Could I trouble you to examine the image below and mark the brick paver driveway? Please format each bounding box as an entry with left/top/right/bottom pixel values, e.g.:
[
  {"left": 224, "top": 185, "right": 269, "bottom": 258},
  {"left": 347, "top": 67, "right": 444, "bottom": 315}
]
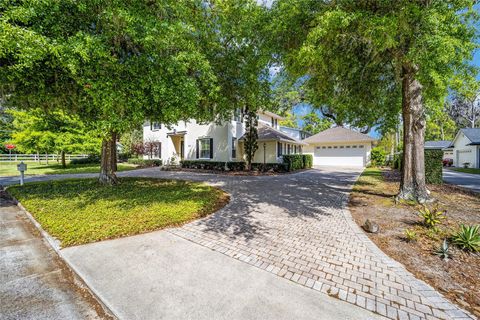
[
  {"left": 123, "top": 167, "right": 472, "bottom": 320},
  {"left": 2, "top": 167, "right": 473, "bottom": 319}
]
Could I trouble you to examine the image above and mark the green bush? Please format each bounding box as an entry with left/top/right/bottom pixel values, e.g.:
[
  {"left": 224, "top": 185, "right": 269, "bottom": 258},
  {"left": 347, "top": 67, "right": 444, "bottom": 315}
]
[
  {"left": 282, "top": 155, "right": 304, "bottom": 171},
  {"left": 181, "top": 160, "right": 246, "bottom": 171},
  {"left": 70, "top": 154, "right": 100, "bottom": 165},
  {"left": 370, "top": 147, "right": 387, "bottom": 166},
  {"left": 392, "top": 153, "right": 402, "bottom": 170},
  {"left": 127, "top": 158, "right": 162, "bottom": 167},
  {"left": 302, "top": 154, "right": 313, "bottom": 168},
  {"left": 425, "top": 149, "right": 443, "bottom": 184},
  {"left": 452, "top": 225, "right": 480, "bottom": 252},
  {"left": 251, "top": 162, "right": 287, "bottom": 172}
]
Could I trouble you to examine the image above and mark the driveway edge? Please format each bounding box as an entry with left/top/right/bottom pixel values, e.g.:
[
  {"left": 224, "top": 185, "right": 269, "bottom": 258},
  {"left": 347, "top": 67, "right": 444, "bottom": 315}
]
[
  {"left": 4, "top": 187, "right": 119, "bottom": 320},
  {"left": 342, "top": 175, "right": 475, "bottom": 320}
]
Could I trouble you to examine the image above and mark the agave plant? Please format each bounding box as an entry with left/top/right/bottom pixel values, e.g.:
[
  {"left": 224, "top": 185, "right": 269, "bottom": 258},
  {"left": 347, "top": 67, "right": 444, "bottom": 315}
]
[
  {"left": 452, "top": 225, "right": 480, "bottom": 252},
  {"left": 418, "top": 205, "right": 445, "bottom": 229},
  {"left": 434, "top": 239, "right": 451, "bottom": 261},
  {"left": 404, "top": 228, "right": 417, "bottom": 242}
]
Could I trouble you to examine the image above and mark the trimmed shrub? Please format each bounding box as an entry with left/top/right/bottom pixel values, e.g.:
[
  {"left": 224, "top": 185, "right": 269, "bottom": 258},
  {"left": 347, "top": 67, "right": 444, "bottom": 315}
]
[
  {"left": 70, "top": 154, "right": 100, "bottom": 165},
  {"left": 181, "top": 160, "right": 246, "bottom": 171},
  {"left": 302, "top": 154, "right": 313, "bottom": 169},
  {"left": 425, "top": 149, "right": 443, "bottom": 184},
  {"left": 283, "top": 155, "right": 304, "bottom": 171},
  {"left": 251, "top": 162, "right": 287, "bottom": 172},
  {"left": 392, "top": 153, "right": 402, "bottom": 170},
  {"left": 127, "top": 158, "right": 162, "bottom": 167},
  {"left": 371, "top": 147, "right": 387, "bottom": 166}
]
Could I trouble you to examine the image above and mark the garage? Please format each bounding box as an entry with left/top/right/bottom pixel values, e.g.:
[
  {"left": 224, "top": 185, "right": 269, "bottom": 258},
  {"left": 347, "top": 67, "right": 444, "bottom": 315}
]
[{"left": 302, "top": 127, "right": 376, "bottom": 168}]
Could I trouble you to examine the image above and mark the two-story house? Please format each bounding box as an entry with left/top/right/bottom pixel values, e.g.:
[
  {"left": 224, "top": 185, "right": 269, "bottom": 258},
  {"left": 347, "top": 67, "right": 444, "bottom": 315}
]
[{"left": 143, "top": 110, "right": 306, "bottom": 165}]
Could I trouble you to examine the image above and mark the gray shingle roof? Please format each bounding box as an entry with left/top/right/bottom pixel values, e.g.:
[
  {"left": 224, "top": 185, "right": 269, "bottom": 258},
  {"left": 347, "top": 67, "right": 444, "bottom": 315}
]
[
  {"left": 461, "top": 128, "right": 480, "bottom": 145},
  {"left": 302, "top": 126, "right": 376, "bottom": 144},
  {"left": 424, "top": 140, "right": 452, "bottom": 149},
  {"left": 240, "top": 124, "right": 306, "bottom": 145}
]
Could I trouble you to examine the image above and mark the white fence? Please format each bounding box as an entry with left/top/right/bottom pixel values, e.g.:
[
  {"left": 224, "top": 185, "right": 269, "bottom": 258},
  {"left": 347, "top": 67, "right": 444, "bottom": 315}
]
[{"left": 0, "top": 154, "right": 88, "bottom": 162}]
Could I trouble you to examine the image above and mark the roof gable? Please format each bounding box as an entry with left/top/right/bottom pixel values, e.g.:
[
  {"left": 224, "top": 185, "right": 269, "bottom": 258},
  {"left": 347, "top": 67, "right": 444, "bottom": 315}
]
[{"left": 302, "top": 126, "right": 376, "bottom": 144}]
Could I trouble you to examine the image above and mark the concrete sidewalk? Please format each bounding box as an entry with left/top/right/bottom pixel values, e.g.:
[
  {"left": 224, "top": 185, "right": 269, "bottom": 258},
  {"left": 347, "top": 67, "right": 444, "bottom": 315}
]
[
  {"left": 0, "top": 191, "right": 109, "bottom": 320},
  {"left": 62, "top": 230, "right": 384, "bottom": 320}
]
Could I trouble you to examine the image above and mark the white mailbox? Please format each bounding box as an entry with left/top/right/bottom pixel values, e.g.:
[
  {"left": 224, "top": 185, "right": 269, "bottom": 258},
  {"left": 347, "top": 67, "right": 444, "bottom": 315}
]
[{"left": 17, "top": 161, "right": 27, "bottom": 186}]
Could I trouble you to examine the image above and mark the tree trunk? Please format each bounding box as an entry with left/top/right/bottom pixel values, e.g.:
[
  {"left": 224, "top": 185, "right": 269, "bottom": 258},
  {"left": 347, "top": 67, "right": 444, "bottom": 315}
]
[
  {"left": 61, "top": 150, "right": 66, "bottom": 168},
  {"left": 99, "top": 131, "right": 119, "bottom": 185},
  {"left": 397, "top": 65, "right": 429, "bottom": 203}
]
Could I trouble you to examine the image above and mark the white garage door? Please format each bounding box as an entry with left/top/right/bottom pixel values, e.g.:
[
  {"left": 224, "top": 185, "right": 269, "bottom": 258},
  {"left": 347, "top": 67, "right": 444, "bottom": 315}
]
[
  {"left": 457, "top": 149, "right": 473, "bottom": 167},
  {"left": 313, "top": 145, "right": 366, "bottom": 167}
]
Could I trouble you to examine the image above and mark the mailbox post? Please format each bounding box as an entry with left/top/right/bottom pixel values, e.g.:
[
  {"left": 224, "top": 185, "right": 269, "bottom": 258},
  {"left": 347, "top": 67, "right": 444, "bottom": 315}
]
[{"left": 17, "top": 161, "right": 27, "bottom": 186}]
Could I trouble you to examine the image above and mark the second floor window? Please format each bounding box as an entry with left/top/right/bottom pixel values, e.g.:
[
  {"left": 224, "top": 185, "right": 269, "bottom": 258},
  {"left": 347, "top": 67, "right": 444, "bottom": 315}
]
[{"left": 150, "top": 122, "right": 161, "bottom": 130}]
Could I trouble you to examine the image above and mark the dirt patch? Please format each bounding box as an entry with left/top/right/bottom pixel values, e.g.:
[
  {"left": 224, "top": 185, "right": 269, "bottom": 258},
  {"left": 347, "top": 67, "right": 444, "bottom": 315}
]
[{"left": 349, "top": 168, "right": 480, "bottom": 317}]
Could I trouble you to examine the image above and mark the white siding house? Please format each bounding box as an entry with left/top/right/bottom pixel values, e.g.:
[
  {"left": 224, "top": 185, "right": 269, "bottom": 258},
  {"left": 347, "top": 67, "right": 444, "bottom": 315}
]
[
  {"left": 302, "top": 127, "right": 376, "bottom": 167},
  {"left": 450, "top": 129, "right": 480, "bottom": 168},
  {"left": 142, "top": 111, "right": 305, "bottom": 165}
]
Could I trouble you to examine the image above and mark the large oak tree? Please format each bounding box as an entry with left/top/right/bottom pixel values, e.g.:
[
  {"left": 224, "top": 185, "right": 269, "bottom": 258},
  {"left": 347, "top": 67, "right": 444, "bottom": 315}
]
[{"left": 271, "top": 0, "right": 478, "bottom": 201}]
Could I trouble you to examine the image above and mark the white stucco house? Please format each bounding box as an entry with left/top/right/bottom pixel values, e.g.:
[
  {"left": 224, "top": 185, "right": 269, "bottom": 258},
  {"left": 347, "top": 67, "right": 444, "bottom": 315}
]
[
  {"left": 449, "top": 128, "right": 480, "bottom": 168},
  {"left": 143, "top": 110, "right": 306, "bottom": 165},
  {"left": 302, "top": 127, "right": 376, "bottom": 167}
]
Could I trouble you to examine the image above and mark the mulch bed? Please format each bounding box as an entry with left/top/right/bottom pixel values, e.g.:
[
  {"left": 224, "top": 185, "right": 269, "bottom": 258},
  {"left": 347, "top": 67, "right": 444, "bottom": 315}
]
[{"left": 349, "top": 168, "right": 480, "bottom": 317}]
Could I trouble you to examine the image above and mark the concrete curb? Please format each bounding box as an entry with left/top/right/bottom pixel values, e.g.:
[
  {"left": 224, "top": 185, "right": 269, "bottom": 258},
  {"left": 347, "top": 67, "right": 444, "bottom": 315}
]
[{"left": 4, "top": 186, "right": 119, "bottom": 320}]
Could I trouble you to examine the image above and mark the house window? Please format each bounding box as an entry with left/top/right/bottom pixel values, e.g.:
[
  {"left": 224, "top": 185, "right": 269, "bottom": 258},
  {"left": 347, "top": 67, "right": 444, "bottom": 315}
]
[
  {"left": 232, "top": 138, "right": 237, "bottom": 158},
  {"left": 287, "top": 144, "right": 291, "bottom": 154},
  {"left": 334, "top": 146, "right": 338, "bottom": 149},
  {"left": 277, "top": 142, "right": 283, "bottom": 157},
  {"left": 352, "top": 145, "right": 357, "bottom": 148},
  {"left": 346, "top": 146, "right": 351, "bottom": 148},
  {"left": 271, "top": 117, "right": 275, "bottom": 127},
  {"left": 359, "top": 145, "right": 364, "bottom": 149},
  {"left": 294, "top": 145, "right": 297, "bottom": 154},
  {"left": 274, "top": 118, "right": 278, "bottom": 128},
  {"left": 197, "top": 138, "right": 212, "bottom": 159},
  {"left": 340, "top": 146, "right": 344, "bottom": 149},
  {"left": 150, "top": 122, "right": 161, "bottom": 130},
  {"left": 322, "top": 146, "right": 326, "bottom": 149},
  {"left": 328, "top": 146, "right": 332, "bottom": 149}
]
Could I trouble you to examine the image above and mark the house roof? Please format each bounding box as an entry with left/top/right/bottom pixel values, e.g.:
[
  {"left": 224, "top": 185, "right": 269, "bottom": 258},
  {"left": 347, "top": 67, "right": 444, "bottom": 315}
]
[
  {"left": 424, "top": 140, "right": 452, "bottom": 149},
  {"left": 462, "top": 128, "right": 480, "bottom": 145},
  {"left": 240, "top": 124, "right": 307, "bottom": 145},
  {"left": 302, "top": 126, "right": 376, "bottom": 144}
]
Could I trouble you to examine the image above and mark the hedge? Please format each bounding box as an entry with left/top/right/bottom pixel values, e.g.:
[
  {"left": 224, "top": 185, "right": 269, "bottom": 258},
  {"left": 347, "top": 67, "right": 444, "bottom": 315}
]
[
  {"left": 302, "top": 154, "right": 313, "bottom": 169},
  {"left": 127, "top": 158, "right": 162, "bottom": 167},
  {"left": 392, "top": 153, "right": 402, "bottom": 170},
  {"left": 371, "top": 147, "right": 387, "bottom": 166},
  {"left": 425, "top": 149, "right": 443, "bottom": 184},
  {"left": 283, "top": 155, "right": 304, "bottom": 171},
  {"left": 181, "top": 160, "right": 246, "bottom": 171},
  {"left": 70, "top": 154, "right": 100, "bottom": 165},
  {"left": 251, "top": 162, "right": 287, "bottom": 172}
]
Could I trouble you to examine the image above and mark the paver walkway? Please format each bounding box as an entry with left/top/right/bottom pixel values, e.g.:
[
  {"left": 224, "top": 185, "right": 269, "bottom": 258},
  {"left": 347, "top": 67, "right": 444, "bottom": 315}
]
[
  {"left": 2, "top": 167, "right": 475, "bottom": 320},
  {"left": 0, "top": 190, "right": 108, "bottom": 320}
]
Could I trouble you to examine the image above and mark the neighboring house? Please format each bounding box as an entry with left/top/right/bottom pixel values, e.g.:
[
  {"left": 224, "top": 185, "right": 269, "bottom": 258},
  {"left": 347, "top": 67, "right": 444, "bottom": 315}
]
[
  {"left": 449, "top": 128, "right": 480, "bottom": 168},
  {"left": 142, "top": 111, "right": 305, "bottom": 164},
  {"left": 424, "top": 140, "right": 453, "bottom": 160},
  {"left": 302, "top": 127, "right": 376, "bottom": 167},
  {"left": 279, "top": 126, "right": 312, "bottom": 140}
]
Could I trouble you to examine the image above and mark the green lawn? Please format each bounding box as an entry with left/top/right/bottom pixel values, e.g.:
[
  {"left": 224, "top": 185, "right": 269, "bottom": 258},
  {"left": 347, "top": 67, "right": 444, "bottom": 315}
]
[
  {"left": 0, "top": 161, "right": 138, "bottom": 177},
  {"left": 450, "top": 167, "right": 480, "bottom": 175},
  {"left": 8, "top": 178, "right": 228, "bottom": 246}
]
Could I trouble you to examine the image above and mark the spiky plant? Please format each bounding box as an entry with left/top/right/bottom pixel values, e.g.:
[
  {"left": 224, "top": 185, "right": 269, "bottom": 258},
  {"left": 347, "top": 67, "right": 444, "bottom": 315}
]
[
  {"left": 404, "top": 229, "right": 417, "bottom": 242},
  {"left": 418, "top": 205, "right": 445, "bottom": 229},
  {"left": 452, "top": 225, "right": 480, "bottom": 252},
  {"left": 434, "top": 239, "right": 451, "bottom": 261}
]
